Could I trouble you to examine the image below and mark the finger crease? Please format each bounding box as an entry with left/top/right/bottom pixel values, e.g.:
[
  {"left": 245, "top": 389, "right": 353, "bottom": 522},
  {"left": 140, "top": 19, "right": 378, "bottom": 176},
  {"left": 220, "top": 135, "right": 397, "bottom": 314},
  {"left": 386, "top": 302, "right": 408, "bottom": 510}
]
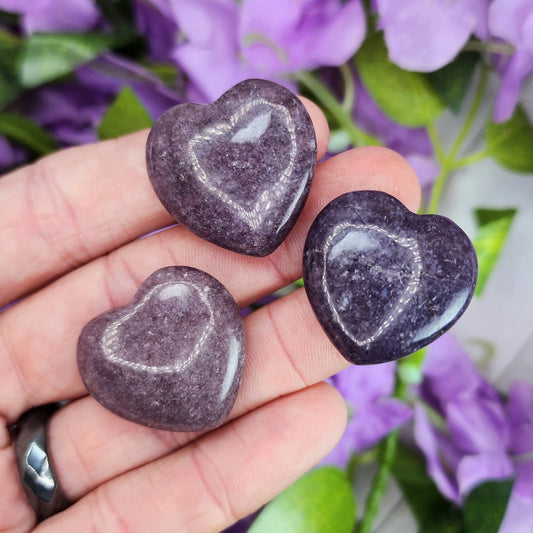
[
  {"left": 0, "top": 321, "right": 31, "bottom": 424},
  {"left": 265, "top": 245, "right": 295, "bottom": 288},
  {"left": 189, "top": 442, "right": 238, "bottom": 526},
  {"left": 27, "top": 159, "right": 92, "bottom": 269},
  {"left": 91, "top": 484, "right": 131, "bottom": 533},
  {"left": 266, "top": 305, "right": 308, "bottom": 389}
]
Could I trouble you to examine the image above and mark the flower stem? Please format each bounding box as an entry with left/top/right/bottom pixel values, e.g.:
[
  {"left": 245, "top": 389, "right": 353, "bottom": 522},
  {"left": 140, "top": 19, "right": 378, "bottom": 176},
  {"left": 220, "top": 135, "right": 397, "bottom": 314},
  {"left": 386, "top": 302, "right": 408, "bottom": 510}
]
[
  {"left": 296, "top": 70, "right": 381, "bottom": 147},
  {"left": 340, "top": 63, "right": 356, "bottom": 114},
  {"left": 357, "top": 379, "right": 407, "bottom": 533},
  {"left": 426, "top": 65, "right": 489, "bottom": 215},
  {"left": 448, "top": 66, "right": 489, "bottom": 162},
  {"left": 426, "top": 123, "right": 446, "bottom": 164},
  {"left": 426, "top": 164, "right": 450, "bottom": 215},
  {"left": 463, "top": 40, "right": 515, "bottom": 55},
  {"left": 452, "top": 149, "right": 490, "bottom": 168}
]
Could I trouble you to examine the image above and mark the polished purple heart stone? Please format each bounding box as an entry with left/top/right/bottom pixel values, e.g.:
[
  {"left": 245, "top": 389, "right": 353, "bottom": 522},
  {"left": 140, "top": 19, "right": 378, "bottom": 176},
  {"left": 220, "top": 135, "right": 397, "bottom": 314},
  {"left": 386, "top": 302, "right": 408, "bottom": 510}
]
[
  {"left": 303, "top": 191, "right": 478, "bottom": 365},
  {"left": 146, "top": 79, "right": 317, "bottom": 256},
  {"left": 77, "top": 266, "right": 246, "bottom": 431}
]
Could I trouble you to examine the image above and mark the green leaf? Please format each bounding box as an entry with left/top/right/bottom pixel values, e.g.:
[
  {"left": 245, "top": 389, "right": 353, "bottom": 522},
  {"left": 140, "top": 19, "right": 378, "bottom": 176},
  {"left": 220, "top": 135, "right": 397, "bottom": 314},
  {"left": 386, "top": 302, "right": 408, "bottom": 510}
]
[
  {"left": 355, "top": 33, "right": 445, "bottom": 127},
  {"left": 463, "top": 478, "right": 514, "bottom": 533},
  {"left": 20, "top": 32, "right": 130, "bottom": 88},
  {"left": 97, "top": 86, "right": 152, "bottom": 140},
  {"left": 95, "top": 0, "right": 135, "bottom": 29},
  {"left": 249, "top": 467, "right": 356, "bottom": 533},
  {"left": 0, "top": 30, "right": 23, "bottom": 109},
  {"left": 397, "top": 347, "right": 427, "bottom": 385},
  {"left": 0, "top": 112, "right": 59, "bottom": 155},
  {"left": 486, "top": 106, "right": 533, "bottom": 173},
  {"left": 147, "top": 62, "right": 179, "bottom": 88},
  {"left": 392, "top": 444, "right": 464, "bottom": 533},
  {"left": 0, "top": 9, "right": 20, "bottom": 26},
  {"left": 426, "top": 52, "right": 480, "bottom": 113},
  {"left": 472, "top": 208, "right": 517, "bottom": 296}
]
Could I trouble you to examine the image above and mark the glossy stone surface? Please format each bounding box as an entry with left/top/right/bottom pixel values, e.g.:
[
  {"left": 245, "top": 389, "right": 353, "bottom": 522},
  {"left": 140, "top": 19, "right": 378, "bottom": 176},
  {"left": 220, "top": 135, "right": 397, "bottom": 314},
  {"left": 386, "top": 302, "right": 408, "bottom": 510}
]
[
  {"left": 146, "top": 78, "right": 317, "bottom": 256},
  {"left": 14, "top": 405, "right": 71, "bottom": 520},
  {"left": 77, "top": 267, "right": 246, "bottom": 431},
  {"left": 303, "top": 191, "right": 478, "bottom": 365}
]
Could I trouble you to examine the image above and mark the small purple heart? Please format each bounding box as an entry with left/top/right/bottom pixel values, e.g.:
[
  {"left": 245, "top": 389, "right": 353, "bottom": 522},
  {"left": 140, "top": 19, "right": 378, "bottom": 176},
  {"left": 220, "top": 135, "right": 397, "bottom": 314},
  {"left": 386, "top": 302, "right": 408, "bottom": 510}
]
[
  {"left": 146, "top": 79, "right": 317, "bottom": 256},
  {"left": 77, "top": 267, "right": 246, "bottom": 431},
  {"left": 303, "top": 191, "right": 478, "bottom": 365}
]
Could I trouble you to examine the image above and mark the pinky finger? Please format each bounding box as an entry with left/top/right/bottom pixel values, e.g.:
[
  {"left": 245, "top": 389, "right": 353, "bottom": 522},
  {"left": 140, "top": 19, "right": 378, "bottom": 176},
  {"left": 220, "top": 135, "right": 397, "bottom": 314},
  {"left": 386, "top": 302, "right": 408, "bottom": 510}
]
[{"left": 36, "top": 382, "right": 347, "bottom": 533}]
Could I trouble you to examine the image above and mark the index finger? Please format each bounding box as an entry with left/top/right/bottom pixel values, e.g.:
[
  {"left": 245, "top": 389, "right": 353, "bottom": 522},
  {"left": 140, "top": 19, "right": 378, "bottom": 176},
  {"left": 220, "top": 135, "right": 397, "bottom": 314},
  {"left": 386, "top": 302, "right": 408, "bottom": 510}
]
[{"left": 0, "top": 98, "right": 329, "bottom": 307}]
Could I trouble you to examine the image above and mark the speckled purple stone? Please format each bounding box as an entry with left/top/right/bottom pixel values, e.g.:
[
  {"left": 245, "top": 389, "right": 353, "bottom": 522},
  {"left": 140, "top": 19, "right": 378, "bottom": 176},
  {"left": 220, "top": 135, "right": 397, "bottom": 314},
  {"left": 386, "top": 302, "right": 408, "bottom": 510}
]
[
  {"left": 77, "top": 266, "right": 246, "bottom": 431},
  {"left": 303, "top": 191, "right": 478, "bottom": 365},
  {"left": 146, "top": 79, "right": 317, "bottom": 256}
]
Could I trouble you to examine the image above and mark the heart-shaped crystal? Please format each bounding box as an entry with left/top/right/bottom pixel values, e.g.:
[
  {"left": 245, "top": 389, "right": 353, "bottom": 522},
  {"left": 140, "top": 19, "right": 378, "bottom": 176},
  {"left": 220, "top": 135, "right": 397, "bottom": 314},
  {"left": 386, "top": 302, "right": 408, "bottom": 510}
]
[
  {"left": 77, "top": 267, "right": 246, "bottom": 431},
  {"left": 303, "top": 191, "right": 478, "bottom": 365},
  {"left": 146, "top": 79, "right": 317, "bottom": 256}
]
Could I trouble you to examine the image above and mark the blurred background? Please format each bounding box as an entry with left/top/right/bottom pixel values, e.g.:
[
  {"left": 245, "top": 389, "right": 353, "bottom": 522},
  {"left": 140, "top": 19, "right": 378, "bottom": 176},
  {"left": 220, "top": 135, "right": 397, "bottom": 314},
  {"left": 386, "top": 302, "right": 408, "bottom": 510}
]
[{"left": 1, "top": 1, "right": 532, "bottom": 532}]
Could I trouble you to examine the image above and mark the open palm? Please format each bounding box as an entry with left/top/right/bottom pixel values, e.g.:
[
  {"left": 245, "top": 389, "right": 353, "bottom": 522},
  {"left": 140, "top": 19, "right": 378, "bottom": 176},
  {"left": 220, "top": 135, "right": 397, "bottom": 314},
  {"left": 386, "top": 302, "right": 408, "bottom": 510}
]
[{"left": 0, "top": 99, "right": 420, "bottom": 532}]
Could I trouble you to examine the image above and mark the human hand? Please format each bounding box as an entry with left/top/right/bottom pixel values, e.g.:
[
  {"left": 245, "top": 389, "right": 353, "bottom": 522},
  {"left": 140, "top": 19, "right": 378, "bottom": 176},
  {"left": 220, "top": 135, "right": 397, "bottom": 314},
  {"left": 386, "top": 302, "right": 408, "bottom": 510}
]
[{"left": 0, "top": 99, "right": 420, "bottom": 532}]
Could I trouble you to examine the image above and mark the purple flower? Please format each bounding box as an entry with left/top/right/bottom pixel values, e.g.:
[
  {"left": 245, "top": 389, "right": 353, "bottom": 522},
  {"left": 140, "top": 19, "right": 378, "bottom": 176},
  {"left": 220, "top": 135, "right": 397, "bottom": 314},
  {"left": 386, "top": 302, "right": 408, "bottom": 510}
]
[
  {"left": 76, "top": 54, "right": 181, "bottom": 120},
  {"left": 0, "top": 0, "right": 101, "bottom": 34},
  {"left": 135, "top": 1, "right": 179, "bottom": 63},
  {"left": 415, "top": 334, "right": 513, "bottom": 503},
  {"left": 499, "top": 381, "right": 533, "bottom": 532},
  {"left": 322, "top": 362, "right": 412, "bottom": 467},
  {"left": 239, "top": 0, "right": 366, "bottom": 74},
  {"left": 0, "top": 136, "right": 27, "bottom": 174},
  {"left": 489, "top": 0, "right": 533, "bottom": 122},
  {"left": 414, "top": 334, "right": 533, "bottom": 532},
  {"left": 171, "top": 0, "right": 366, "bottom": 102},
  {"left": 375, "top": 0, "right": 490, "bottom": 72},
  {"left": 16, "top": 54, "right": 181, "bottom": 148}
]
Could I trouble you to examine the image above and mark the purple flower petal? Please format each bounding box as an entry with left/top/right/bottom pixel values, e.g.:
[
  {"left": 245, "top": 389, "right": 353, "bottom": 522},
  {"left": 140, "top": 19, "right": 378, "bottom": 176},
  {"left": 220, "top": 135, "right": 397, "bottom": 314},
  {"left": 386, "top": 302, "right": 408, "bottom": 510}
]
[
  {"left": 405, "top": 154, "right": 440, "bottom": 189},
  {"left": 446, "top": 398, "right": 509, "bottom": 454},
  {"left": 489, "top": 0, "right": 533, "bottom": 122},
  {"left": 170, "top": 0, "right": 238, "bottom": 48},
  {"left": 322, "top": 396, "right": 412, "bottom": 467},
  {"left": 135, "top": 1, "right": 178, "bottom": 62},
  {"left": 376, "top": 0, "right": 488, "bottom": 72},
  {"left": 499, "top": 458, "right": 533, "bottom": 533},
  {"left": 492, "top": 50, "right": 533, "bottom": 123},
  {"left": 320, "top": 417, "right": 357, "bottom": 468},
  {"left": 500, "top": 490, "right": 533, "bottom": 533},
  {"left": 514, "top": 457, "right": 533, "bottom": 501},
  {"left": 489, "top": 0, "right": 533, "bottom": 47},
  {"left": 77, "top": 54, "right": 181, "bottom": 119},
  {"left": 353, "top": 78, "right": 433, "bottom": 157},
  {"left": 172, "top": 0, "right": 365, "bottom": 102},
  {"left": 420, "top": 335, "right": 486, "bottom": 412},
  {"left": 350, "top": 398, "right": 412, "bottom": 452},
  {"left": 414, "top": 404, "right": 460, "bottom": 503},
  {"left": 0, "top": 136, "right": 17, "bottom": 171},
  {"left": 240, "top": 0, "right": 365, "bottom": 73},
  {"left": 331, "top": 362, "right": 396, "bottom": 406},
  {"left": 1, "top": 0, "right": 102, "bottom": 34},
  {"left": 507, "top": 381, "right": 533, "bottom": 455},
  {"left": 457, "top": 452, "right": 514, "bottom": 497}
]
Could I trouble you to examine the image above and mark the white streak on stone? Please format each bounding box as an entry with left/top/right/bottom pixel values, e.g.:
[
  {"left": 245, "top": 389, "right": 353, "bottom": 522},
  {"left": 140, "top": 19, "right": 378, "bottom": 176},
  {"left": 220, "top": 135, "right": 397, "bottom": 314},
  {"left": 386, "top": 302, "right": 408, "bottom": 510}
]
[
  {"left": 159, "top": 283, "right": 189, "bottom": 300},
  {"left": 328, "top": 230, "right": 378, "bottom": 260},
  {"left": 219, "top": 336, "right": 240, "bottom": 402},
  {"left": 231, "top": 111, "right": 272, "bottom": 143}
]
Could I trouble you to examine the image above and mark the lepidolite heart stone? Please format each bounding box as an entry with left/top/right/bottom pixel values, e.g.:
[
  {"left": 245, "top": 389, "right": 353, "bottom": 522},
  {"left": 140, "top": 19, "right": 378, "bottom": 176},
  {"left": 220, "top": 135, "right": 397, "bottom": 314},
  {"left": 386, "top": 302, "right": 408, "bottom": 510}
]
[
  {"left": 303, "top": 191, "right": 478, "bottom": 365},
  {"left": 77, "top": 266, "right": 246, "bottom": 431},
  {"left": 146, "top": 79, "right": 317, "bottom": 256}
]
